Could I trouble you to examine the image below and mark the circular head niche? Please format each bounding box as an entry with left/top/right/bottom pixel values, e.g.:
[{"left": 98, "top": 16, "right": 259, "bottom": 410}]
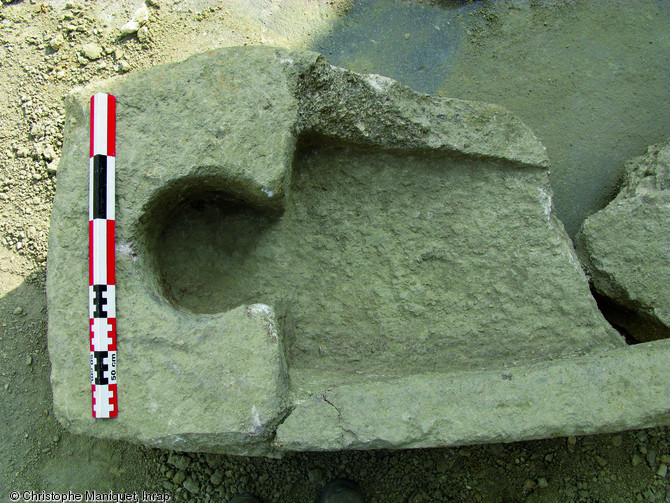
[{"left": 142, "top": 177, "right": 278, "bottom": 314}]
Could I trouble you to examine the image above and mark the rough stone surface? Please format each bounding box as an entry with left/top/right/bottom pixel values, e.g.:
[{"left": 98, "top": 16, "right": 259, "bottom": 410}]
[
  {"left": 576, "top": 141, "right": 670, "bottom": 342},
  {"left": 276, "top": 340, "right": 670, "bottom": 451},
  {"left": 48, "top": 46, "right": 627, "bottom": 455}
]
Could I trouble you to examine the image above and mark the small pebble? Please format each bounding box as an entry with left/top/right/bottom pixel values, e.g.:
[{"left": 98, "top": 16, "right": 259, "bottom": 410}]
[
  {"left": 120, "top": 5, "right": 149, "bottom": 35},
  {"left": 137, "top": 25, "right": 149, "bottom": 42},
  {"left": 595, "top": 455, "right": 608, "bottom": 467},
  {"left": 14, "top": 306, "right": 23, "bottom": 315},
  {"left": 537, "top": 477, "right": 549, "bottom": 488},
  {"left": 632, "top": 454, "right": 642, "bottom": 466},
  {"left": 133, "top": 5, "right": 150, "bottom": 25},
  {"left": 435, "top": 458, "right": 450, "bottom": 473},
  {"left": 210, "top": 470, "right": 223, "bottom": 485},
  {"left": 167, "top": 453, "right": 191, "bottom": 470},
  {"left": 182, "top": 477, "right": 199, "bottom": 494},
  {"left": 657, "top": 464, "right": 667, "bottom": 478},
  {"left": 647, "top": 450, "right": 657, "bottom": 468},
  {"left": 48, "top": 33, "right": 64, "bottom": 51},
  {"left": 81, "top": 43, "right": 103, "bottom": 60},
  {"left": 42, "top": 145, "right": 56, "bottom": 161},
  {"left": 308, "top": 468, "right": 324, "bottom": 484},
  {"left": 26, "top": 354, "right": 32, "bottom": 366},
  {"left": 120, "top": 20, "right": 140, "bottom": 35},
  {"left": 611, "top": 434, "right": 623, "bottom": 447},
  {"left": 172, "top": 470, "right": 186, "bottom": 485}
]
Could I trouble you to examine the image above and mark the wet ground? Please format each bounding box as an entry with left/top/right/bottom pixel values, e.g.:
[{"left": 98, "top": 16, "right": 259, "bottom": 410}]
[{"left": 311, "top": 0, "right": 670, "bottom": 237}]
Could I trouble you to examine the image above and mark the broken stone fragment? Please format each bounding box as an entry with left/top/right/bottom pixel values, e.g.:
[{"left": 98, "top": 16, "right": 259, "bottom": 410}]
[
  {"left": 48, "top": 33, "right": 64, "bottom": 52},
  {"left": 576, "top": 140, "right": 670, "bottom": 342},
  {"left": 81, "top": 43, "right": 102, "bottom": 60},
  {"left": 120, "top": 5, "right": 149, "bottom": 36},
  {"left": 81, "top": 42, "right": 103, "bottom": 61}
]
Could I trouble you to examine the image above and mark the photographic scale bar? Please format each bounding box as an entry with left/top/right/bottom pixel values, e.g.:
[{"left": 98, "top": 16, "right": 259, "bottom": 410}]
[{"left": 89, "top": 93, "right": 118, "bottom": 418}]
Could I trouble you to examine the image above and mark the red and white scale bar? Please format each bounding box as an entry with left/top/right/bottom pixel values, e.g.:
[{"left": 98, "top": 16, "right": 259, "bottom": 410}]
[{"left": 89, "top": 93, "right": 118, "bottom": 418}]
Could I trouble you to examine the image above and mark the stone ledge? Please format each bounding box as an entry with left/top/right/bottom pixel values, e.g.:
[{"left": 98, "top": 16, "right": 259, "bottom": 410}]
[{"left": 277, "top": 341, "right": 670, "bottom": 452}]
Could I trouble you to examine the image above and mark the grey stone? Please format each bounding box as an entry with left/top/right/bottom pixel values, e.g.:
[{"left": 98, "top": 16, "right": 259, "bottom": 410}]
[
  {"left": 119, "top": 20, "right": 140, "bottom": 36},
  {"left": 307, "top": 468, "right": 324, "bottom": 484},
  {"left": 576, "top": 141, "right": 670, "bottom": 342},
  {"left": 117, "top": 60, "right": 130, "bottom": 73},
  {"left": 167, "top": 453, "right": 191, "bottom": 470},
  {"left": 81, "top": 43, "right": 103, "bottom": 61},
  {"left": 42, "top": 145, "right": 56, "bottom": 162},
  {"left": 204, "top": 453, "right": 224, "bottom": 469},
  {"left": 48, "top": 34, "right": 64, "bottom": 52},
  {"left": 172, "top": 470, "right": 186, "bottom": 485},
  {"left": 647, "top": 450, "right": 657, "bottom": 468},
  {"left": 210, "top": 470, "right": 223, "bottom": 486},
  {"left": 182, "top": 477, "right": 199, "bottom": 494},
  {"left": 120, "top": 5, "right": 149, "bottom": 36},
  {"left": 136, "top": 26, "right": 149, "bottom": 43},
  {"left": 49, "top": 45, "right": 662, "bottom": 457}
]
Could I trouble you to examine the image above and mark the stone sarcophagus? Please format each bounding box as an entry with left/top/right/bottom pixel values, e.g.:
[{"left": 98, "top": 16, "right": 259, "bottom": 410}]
[{"left": 47, "top": 46, "right": 669, "bottom": 456}]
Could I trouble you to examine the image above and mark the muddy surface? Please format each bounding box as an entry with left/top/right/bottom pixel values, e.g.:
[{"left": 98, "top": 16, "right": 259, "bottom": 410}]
[{"left": 1, "top": 0, "right": 669, "bottom": 501}]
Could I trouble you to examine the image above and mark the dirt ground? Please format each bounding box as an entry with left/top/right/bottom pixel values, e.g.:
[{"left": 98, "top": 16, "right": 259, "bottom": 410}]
[{"left": 1, "top": 0, "right": 669, "bottom": 502}]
